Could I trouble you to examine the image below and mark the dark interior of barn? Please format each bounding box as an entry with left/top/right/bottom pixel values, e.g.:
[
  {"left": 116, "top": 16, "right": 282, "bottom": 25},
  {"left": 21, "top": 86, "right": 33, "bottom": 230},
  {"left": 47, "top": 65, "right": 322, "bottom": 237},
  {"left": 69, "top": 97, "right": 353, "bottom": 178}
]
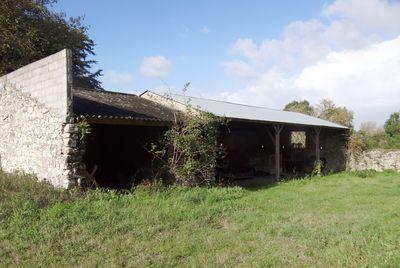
[
  {"left": 218, "top": 121, "right": 348, "bottom": 183},
  {"left": 83, "top": 121, "right": 347, "bottom": 189},
  {"left": 84, "top": 124, "right": 167, "bottom": 189}
]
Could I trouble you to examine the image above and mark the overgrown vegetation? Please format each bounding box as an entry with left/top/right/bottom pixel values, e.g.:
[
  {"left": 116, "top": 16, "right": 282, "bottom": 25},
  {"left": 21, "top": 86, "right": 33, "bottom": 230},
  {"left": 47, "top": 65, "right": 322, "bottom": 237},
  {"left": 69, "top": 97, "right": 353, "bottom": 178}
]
[
  {"left": 1, "top": 170, "right": 400, "bottom": 266},
  {"left": 352, "top": 111, "right": 400, "bottom": 151},
  {"left": 151, "top": 109, "right": 226, "bottom": 186},
  {"left": 148, "top": 84, "right": 227, "bottom": 186}
]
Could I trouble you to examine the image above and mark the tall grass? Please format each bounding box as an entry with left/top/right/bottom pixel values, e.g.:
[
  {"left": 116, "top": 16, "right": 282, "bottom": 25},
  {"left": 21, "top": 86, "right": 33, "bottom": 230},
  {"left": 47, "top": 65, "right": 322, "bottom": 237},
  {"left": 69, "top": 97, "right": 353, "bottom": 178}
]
[{"left": 1, "top": 170, "right": 399, "bottom": 267}]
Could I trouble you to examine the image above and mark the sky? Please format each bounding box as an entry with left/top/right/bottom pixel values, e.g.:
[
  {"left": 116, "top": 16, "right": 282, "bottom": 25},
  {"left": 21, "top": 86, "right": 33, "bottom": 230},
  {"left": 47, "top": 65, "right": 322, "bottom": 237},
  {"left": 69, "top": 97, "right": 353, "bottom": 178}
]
[{"left": 52, "top": 0, "right": 400, "bottom": 128}]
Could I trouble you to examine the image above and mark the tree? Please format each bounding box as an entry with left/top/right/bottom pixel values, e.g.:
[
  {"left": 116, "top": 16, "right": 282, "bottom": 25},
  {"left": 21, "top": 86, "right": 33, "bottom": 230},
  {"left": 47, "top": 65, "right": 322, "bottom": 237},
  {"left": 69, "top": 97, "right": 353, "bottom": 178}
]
[
  {"left": 284, "top": 100, "right": 315, "bottom": 116},
  {"left": 315, "top": 99, "right": 354, "bottom": 128},
  {"left": 384, "top": 112, "right": 400, "bottom": 137},
  {"left": 0, "top": 0, "right": 102, "bottom": 88},
  {"left": 359, "top": 121, "right": 382, "bottom": 134}
]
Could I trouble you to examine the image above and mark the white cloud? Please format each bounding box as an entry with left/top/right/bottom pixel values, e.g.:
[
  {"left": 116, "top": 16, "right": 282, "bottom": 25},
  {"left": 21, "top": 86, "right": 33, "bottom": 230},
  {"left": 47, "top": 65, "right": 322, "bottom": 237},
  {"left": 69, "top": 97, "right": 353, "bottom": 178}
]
[
  {"left": 103, "top": 71, "right": 134, "bottom": 87},
  {"left": 323, "top": 0, "right": 400, "bottom": 33},
  {"left": 221, "top": 0, "right": 400, "bottom": 127},
  {"left": 295, "top": 37, "right": 400, "bottom": 107},
  {"left": 201, "top": 26, "right": 210, "bottom": 34},
  {"left": 221, "top": 60, "right": 256, "bottom": 79},
  {"left": 140, "top": 56, "right": 172, "bottom": 79}
]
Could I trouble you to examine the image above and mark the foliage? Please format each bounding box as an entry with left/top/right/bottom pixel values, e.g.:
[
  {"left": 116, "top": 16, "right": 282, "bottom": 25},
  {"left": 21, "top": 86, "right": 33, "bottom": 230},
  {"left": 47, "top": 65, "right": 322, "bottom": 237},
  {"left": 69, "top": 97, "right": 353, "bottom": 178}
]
[
  {"left": 357, "top": 130, "right": 400, "bottom": 150},
  {"left": 283, "top": 99, "right": 354, "bottom": 127},
  {"left": 1, "top": 171, "right": 400, "bottom": 266},
  {"left": 311, "top": 160, "right": 323, "bottom": 177},
  {"left": 0, "top": 0, "right": 102, "bottom": 88},
  {"left": 347, "top": 131, "right": 366, "bottom": 156},
  {"left": 284, "top": 100, "right": 315, "bottom": 116},
  {"left": 356, "top": 112, "right": 400, "bottom": 150},
  {"left": 151, "top": 110, "right": 227, "bottom": 186},
  {"left": 384, "top": 112, "right": 400, "bottom": 137},
  {"left": 315, "top": 99, "right": 354, "bottom": 128},
  {"left": 76, "top": 119, "right": 91, "bottom": 141}
]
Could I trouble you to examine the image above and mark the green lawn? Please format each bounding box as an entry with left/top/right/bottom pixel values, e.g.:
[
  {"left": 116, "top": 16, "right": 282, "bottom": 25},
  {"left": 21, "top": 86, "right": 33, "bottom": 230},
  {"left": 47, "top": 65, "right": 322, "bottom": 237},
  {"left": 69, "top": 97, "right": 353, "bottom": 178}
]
[{"left": 1, "top": 171, "right": 400, "bottom": 267}]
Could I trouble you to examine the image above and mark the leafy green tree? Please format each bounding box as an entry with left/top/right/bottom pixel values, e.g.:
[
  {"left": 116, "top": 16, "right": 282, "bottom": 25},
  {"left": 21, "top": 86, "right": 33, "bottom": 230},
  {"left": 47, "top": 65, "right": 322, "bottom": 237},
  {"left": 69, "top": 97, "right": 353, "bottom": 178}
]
[
  {"left": 316, "top": 99, "right": 354, "bottom": 128},
  {"left": 0, "top": 0, "right": 102, "bottom": 88},
  {"left": 284, "top": 100, "right": 315, "bottom": 116},
  {"left": 384, "top": 112, "right": 400, "bottom": 137}
]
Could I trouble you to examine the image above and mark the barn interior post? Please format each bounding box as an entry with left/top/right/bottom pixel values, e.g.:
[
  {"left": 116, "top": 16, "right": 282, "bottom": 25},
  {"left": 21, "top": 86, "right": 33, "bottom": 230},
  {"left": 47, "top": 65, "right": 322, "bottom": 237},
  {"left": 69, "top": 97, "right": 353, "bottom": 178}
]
[
  {"left": 273, "top": 124, "right": 284, "bottom": 179},
  {"left": 314, "top": 127, "right": 321, "bottom": 162}
]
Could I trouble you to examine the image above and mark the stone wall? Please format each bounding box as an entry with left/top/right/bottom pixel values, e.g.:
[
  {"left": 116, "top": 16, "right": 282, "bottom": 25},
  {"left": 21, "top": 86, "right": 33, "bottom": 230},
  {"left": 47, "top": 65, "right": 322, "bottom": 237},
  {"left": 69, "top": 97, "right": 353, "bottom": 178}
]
[
  {"left": 0, "top": 50, "right": 78, "bottom": 188},
  {"left": 348, "top": 150, "right": 400, "bottom": 171}
]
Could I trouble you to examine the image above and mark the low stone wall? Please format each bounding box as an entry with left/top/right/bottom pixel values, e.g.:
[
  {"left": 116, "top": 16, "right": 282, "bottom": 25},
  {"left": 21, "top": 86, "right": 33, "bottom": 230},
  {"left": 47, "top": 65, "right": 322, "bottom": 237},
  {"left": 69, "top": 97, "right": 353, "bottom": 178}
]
[
  {"left": 0, "top": 85, "right": 78, "bottom": 187},
  {"left": 348, "top": 150, "right": 400, "bottom": 171}
]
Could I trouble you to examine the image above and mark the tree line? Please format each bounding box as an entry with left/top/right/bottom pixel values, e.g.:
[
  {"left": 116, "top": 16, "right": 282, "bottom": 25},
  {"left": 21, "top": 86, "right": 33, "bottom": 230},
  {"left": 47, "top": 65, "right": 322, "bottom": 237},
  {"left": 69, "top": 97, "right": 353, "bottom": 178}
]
[{"left": 284, "top": 100, "right": 400, "bottom": 150}]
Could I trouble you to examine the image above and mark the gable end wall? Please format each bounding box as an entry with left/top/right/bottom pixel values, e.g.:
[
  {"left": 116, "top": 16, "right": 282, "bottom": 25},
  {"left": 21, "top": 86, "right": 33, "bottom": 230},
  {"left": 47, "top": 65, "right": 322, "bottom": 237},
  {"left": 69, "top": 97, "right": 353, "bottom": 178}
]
[{"left": 0, "top": 50, "right": 78, "bottom": 188}]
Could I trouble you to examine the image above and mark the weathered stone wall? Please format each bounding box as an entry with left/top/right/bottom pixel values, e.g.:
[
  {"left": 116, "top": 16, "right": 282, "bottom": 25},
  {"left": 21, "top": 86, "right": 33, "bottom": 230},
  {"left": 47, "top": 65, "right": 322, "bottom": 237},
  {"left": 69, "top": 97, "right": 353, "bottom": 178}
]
[
  {"left": 348, "top": 150, "right": 400, "bottom": 171},
  {"left": 0, "top": 85, "right": 79, "bottom": 187},
  {"left": 0, "top": 50, "right": 78, "bottom": 188}
]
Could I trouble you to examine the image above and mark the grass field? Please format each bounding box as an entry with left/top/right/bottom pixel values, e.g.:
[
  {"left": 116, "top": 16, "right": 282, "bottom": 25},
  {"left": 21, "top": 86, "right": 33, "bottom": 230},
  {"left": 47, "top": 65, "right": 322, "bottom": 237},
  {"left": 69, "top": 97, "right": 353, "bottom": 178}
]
[{"left": 1, "top": 171, "right": 400, "bottom": 267}]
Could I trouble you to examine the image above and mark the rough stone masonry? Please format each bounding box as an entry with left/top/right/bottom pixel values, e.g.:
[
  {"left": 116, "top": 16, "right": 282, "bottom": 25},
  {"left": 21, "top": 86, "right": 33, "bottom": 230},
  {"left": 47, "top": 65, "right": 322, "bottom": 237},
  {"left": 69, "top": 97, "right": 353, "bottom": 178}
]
[
  {"left": 348, "top": 149, "right": 400, "bottom": 172},
  {"left": 0, "top": 50, "right": 80, "bottom": 188}
]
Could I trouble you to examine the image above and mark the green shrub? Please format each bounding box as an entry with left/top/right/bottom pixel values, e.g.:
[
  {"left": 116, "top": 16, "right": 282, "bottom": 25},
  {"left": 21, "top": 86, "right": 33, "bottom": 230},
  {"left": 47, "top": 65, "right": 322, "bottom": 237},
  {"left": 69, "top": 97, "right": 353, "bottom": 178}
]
[
  {"left": 151, "top": 110, "right": 227, "bottom": 186},
  {"left": 150, "top": 85, "right": 227, "bottom": 187},
  {"left": 352, "top": 170, "right": 377, "bottom": 178}
]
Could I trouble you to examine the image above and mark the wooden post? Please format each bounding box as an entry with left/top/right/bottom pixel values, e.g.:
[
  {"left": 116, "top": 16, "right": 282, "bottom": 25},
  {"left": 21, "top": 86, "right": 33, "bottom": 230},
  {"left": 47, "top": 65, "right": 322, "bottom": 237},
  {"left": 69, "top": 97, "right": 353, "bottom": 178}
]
[
  {"left": 274, "top": 124, "right": 283, "bottom": 179},
  {"left": 314, "top": 128, "right": 321, "bottom": 162}
]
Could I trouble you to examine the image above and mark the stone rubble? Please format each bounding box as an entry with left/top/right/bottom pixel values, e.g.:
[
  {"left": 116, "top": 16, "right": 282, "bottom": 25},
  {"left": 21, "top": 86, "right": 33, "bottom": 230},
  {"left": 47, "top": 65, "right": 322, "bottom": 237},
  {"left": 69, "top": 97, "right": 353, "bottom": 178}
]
[{"left": 348, "top": 150, "right": 400, "bottom": 171}]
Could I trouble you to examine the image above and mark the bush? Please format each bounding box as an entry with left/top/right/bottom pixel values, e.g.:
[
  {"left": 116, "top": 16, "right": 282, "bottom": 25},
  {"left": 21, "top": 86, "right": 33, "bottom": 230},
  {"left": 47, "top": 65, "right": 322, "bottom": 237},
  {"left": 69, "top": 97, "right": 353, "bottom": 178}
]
[
  {"left": 151, "top": 110, "right": 227, "bottom": 186},
  {"left": 347, "top": 132, "right": 366, "bottom": 156},
  {"left": 361, "top": 131, "right": 400, "bottom": 150}
]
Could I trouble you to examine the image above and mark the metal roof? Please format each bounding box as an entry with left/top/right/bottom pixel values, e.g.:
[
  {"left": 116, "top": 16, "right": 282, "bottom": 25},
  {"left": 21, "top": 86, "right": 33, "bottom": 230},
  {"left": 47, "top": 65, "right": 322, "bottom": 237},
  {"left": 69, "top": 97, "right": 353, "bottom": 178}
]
[
  {"left": 73, "top": 88, "right": 177, "bottom": 122},
  {"left": 144, "top": 91, "right": 348, "bottom": 129}
]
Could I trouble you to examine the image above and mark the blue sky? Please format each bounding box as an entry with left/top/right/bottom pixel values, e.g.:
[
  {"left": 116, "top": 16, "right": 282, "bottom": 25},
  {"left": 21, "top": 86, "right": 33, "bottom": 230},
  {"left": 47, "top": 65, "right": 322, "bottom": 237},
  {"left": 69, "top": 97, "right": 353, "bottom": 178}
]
[
  {"left": 52, "top": 1, "right": 400, "bottom": 127},
  {"left": 52, "top": 0, "right": 324, "bottom": 93}
]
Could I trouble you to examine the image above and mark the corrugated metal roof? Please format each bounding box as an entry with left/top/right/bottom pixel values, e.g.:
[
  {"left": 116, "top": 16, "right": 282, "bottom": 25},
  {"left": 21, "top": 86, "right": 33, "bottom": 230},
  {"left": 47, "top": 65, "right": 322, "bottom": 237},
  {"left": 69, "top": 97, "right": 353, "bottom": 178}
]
[
  {"left": 145, "top": 91, "right": 348, "bottom": 129},
  {"left": 73, "top": 88, "right": 177, "bottom": 122}
]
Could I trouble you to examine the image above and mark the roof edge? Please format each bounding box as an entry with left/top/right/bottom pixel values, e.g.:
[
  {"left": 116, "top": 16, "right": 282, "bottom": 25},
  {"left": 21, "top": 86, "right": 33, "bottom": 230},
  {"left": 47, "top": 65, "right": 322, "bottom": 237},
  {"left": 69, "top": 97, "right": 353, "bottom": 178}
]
[{"left": 142, "top": 90, "right": 349, "bottom": 129}]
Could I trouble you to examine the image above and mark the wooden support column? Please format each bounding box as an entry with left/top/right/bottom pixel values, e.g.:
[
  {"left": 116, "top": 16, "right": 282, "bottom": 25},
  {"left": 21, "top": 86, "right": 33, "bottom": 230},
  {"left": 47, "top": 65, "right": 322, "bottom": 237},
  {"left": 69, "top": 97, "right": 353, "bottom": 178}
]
[
  {"left": 273, "top": 124, "right": 284, "bottom": 179},
  {"left": 314, "top": 128, "right": 321, "bottom": 162}
]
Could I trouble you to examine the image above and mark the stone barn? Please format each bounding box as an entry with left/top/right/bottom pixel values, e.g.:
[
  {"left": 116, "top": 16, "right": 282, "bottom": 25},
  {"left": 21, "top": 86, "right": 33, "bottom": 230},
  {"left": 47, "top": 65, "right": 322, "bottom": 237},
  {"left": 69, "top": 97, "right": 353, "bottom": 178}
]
[
  {"left": 0, "top": 50, "right": 176, "bottom": 188},
  {"left": 0, "top": 50, "right": 349, "bottom": 188}
]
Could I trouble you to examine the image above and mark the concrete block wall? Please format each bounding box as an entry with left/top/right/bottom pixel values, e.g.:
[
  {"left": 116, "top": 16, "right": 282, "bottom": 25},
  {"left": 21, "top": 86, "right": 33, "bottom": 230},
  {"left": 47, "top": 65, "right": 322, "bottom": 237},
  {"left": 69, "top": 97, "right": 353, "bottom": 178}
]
[
  {"left": 0, "top": 50, "right": 77, "bottom": 188},
  {"left": 0, "top": 49, "right": 72, "bottom": 118}
]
